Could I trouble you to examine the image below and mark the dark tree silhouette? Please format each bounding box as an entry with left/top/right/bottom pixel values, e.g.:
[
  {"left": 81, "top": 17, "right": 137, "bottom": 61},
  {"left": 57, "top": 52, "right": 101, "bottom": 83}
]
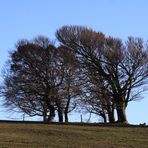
[
  {"left": 81, "top": 72, "right": 115, "bottom": 123},
  {"left": 56, "top": 25, "right": 148, "bottom": 123},
  {"left": 1, "top": 36, "right": 65, "bottom": 122},
  {"left": 56, "top": 46, "right": 82, "bottom": 122},
  {"left": 1, "top": 26, "right": 148, "bottom": 124}
]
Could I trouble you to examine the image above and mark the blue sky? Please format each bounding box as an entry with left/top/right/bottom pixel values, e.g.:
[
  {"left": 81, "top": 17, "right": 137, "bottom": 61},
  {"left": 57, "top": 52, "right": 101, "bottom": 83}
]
[{"left": 0, "top": 0, "right": 148, "bottom": 124}]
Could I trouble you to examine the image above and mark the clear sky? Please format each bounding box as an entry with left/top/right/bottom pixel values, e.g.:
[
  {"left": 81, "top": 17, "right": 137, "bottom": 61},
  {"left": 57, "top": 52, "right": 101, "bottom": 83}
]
[{"left": 0, "top": 0, "right": 148, "bottom": 124}]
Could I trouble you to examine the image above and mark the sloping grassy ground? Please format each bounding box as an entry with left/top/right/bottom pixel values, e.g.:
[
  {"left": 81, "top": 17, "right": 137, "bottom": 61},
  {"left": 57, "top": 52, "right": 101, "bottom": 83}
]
[{"left": 0, "top": 122, "right": 147, "bottom": 148}]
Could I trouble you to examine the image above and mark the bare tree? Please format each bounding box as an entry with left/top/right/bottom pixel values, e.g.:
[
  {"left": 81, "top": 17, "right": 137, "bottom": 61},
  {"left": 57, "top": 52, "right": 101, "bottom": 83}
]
[
  {"left": 56, "top": 25, "right": 148, "bottom": 123},
  {"left": 1, "top": 36, "right": 65, "bottom": 122},
  {"left": 81, "top": 73, "right": 115, "bottom": 123},
  {"left": 57, "top": 46, "right": 82, "bottom": 122}
]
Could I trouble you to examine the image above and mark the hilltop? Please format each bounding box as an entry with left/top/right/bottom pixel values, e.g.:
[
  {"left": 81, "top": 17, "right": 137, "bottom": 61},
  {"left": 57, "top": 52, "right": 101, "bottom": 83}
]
[{"left": 0, "top": 121, "right": 148, "bottom": 148}]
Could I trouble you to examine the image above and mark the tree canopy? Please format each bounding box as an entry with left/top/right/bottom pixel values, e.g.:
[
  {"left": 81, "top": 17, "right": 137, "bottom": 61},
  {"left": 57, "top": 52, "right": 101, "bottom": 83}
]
[
  {"left": 1, "top": 26, "right": 148, "bottom": 124},
  {"left": 56, "top": 25, "right": 148, "bottom": 123}
]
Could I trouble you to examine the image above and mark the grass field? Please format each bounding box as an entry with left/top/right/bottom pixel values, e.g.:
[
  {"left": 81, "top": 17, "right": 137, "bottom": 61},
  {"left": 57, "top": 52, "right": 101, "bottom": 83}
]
[{"left": 0, "top": 122, "right": 148, "bottom": 148}]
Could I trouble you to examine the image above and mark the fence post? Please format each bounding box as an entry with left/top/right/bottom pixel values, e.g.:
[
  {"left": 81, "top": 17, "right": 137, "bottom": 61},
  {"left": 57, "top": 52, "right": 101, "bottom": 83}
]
[{"left": 81, "top": 114, "right": 83, "bottom": 123}]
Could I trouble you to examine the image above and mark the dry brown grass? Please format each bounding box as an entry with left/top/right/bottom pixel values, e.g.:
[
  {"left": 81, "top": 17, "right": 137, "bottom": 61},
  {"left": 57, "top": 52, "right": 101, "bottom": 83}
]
[{"left": 0, "top": 122, "right": 147, "bottom": 148}]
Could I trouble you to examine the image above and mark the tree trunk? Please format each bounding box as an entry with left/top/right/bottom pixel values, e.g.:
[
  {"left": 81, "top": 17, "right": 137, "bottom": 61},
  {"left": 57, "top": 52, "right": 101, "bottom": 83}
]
[
  {"left": 116, "top": 102, "right": 128, "bottom": 123},
  {"left": 107, "top": 106, "right": 115, "bottom": 123},
  {"left": 103, "top": 115, "right": 107, "bottom": 123},
  {"left": 64, "top": 107, "right": 68, "bottom": 122},
  {"left": 56, "top": 99, "right": 63, "bottom": 122},
  {"left": 43, "top": 112, "right": 47, "bottom": 122},
  {"left": 48, "top": 105, "right": 55, "bottom": 122},
  {"left": 108, "top": 110, "right": 115, "bottom": 123},
  {"left": 43, "top": 107, "right": 48, "bottom": 123},
  {"left": 100, "top": 112, "right": 107, "bottom": 123},
  {"left": 58, "top": 107, "right": 63, "bottom": 122},
  {"left": 64, "top": 95, "right": 71, "bottom": 123}
]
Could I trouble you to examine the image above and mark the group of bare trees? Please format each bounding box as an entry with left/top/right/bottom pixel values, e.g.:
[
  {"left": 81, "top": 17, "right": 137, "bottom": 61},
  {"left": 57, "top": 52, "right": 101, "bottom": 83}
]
[
  {"left": 1, "top": 36, "right": 80, "bottom": 122},
  {"left": 1, "top": 26, "right": 148, "bottom": 124}
]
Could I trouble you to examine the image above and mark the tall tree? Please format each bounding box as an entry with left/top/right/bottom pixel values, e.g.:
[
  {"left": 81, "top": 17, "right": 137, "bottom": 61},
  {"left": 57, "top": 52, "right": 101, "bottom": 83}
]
[
  {"left": 1, "top": 36, "right": 65, "bottom": 122},
  {"left": 56, "top": 25, "right": 148, "bottom": 123},
  {"left": 57, "top": 46, "right": 81, "bottom": 122}
]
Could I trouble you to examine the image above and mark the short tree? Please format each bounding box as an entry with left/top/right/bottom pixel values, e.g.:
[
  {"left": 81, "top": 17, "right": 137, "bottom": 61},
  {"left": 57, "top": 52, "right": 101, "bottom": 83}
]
[{"left": 81, "top": 72, "right": 115, "bottom": 123}]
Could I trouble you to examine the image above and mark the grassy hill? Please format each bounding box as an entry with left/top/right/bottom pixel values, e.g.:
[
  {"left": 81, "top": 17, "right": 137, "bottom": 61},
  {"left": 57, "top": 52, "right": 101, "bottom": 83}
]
[{"left": 0, "top": 122, "right": 148, "bottom": 148}]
